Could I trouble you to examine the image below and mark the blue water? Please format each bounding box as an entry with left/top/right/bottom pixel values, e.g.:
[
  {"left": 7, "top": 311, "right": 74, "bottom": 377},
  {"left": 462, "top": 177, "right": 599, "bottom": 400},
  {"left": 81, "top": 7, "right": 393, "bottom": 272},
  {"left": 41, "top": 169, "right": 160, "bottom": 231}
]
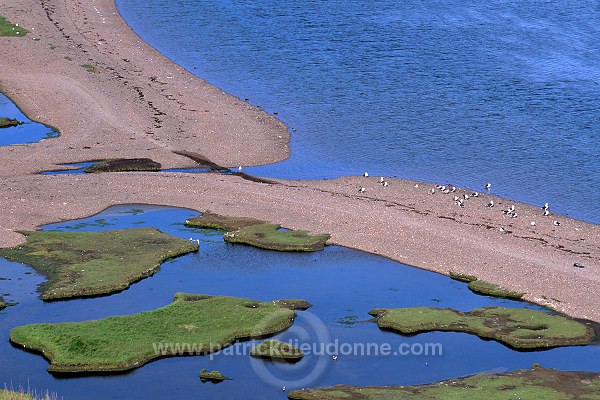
[
  {"left": 39, "top": 162, "right": 97, "bottom": 175},
  {"left": 1, "top": 205, "right": 599, "bottom": 399},
  {"left": 116, "top": 0, "right": 600, "bottom": 224},
  {"left": 0, "top": 93, "right": 59, "bottom": 146}
]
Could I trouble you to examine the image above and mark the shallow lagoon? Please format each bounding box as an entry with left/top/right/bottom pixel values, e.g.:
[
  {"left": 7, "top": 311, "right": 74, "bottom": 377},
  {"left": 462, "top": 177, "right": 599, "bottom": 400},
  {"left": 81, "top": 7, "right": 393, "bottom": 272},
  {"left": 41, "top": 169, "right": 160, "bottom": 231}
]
[
  {"left": 1, "top": 205, "right": 598, "bottom": 399},
  {"left": 0, "top": 93, "right": 58, "bottom": 146}
]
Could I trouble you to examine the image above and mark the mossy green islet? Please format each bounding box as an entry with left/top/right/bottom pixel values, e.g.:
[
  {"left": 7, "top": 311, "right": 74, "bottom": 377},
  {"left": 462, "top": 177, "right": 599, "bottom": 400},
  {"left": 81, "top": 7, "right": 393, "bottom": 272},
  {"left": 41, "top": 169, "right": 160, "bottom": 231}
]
[
  {"left": 448, "top": 271, "right": 525, "bottom": 299},
  {"left": 9, "top": 293, "right": 304, "bottom": 373},
  {"left": 287, "top": 366, "right": 600, "bottom": 399},
  {"left": 467, "top": 279, "right": 525, "bottom": 299},
  {"left": 0, "top": 228, "right": 197, "bottom": 300},
  {"left": 185, "top": 211, "right": 265, "bottom": 232},
  {"left": 369, "top": 306, "right": 595, "bottom": 349},
  {"left": 185, "top": 212, "right": 330, "bottom": 251},
  {"left": 200, "top": 368, "right": 230, "bottom": 382},
  {"left": 251, "top": 339, "right": 304, "bottom": 360}
]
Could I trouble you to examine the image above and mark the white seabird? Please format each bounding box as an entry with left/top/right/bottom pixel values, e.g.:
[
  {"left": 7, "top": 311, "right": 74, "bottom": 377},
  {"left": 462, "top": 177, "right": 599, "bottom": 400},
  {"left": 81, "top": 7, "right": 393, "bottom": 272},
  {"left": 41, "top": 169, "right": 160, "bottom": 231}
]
[
  {"left": 486, "top": 200, "right": 494, "bottom": 207},
  {"left": 485, "top": 183, "right": 491, "bottom": 190},
  {"left": 363, "top": 172, "right": 369, "bottom": 177},
  {"left": 542, "top": 203, "right": 549, "bottom": 210}
]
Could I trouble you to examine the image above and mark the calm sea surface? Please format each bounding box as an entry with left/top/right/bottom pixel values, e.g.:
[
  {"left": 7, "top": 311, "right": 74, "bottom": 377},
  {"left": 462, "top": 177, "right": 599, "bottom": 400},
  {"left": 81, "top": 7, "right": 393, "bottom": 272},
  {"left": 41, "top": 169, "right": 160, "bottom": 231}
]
[{"left": 116, "top": 0, "right": 599, "bottom": 223}]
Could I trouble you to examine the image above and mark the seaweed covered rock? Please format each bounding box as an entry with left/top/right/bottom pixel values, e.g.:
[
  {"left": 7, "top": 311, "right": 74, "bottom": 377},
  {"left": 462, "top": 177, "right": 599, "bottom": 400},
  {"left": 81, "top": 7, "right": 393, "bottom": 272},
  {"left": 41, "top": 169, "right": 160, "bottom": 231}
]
[
  {"left": 85, "top": 158, "right": 161, "bottom": 173},
  {"left": 0, "top": 117, "right": 24, "bottom": 128}
]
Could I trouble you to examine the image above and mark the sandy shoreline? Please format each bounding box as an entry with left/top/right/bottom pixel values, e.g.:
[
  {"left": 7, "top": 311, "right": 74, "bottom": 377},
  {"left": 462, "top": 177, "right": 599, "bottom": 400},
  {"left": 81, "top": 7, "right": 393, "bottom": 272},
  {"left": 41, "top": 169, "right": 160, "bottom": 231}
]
[{"left": 0, "top": 0, "right": 599, "bottom": 323}]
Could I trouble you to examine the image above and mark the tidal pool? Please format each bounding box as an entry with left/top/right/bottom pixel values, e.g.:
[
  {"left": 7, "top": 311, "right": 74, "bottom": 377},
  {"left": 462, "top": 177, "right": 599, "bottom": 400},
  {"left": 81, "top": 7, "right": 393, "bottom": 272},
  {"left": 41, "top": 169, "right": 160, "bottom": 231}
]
[
  {"left": 0, "top": 93, "right": 59, "bottom": 146},
  {"left": 0, "top": 205, "right": 598, "bottom": 399}
]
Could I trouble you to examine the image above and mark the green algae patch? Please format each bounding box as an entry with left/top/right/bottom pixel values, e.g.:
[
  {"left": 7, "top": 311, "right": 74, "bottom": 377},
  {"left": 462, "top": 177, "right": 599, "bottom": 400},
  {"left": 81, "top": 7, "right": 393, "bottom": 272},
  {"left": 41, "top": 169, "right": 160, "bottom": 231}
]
[
  {"left": 369, "top": 306, "right": 595, "bottom": 349},
  {"left": 251, "top": 340, "right": 304, "bottom": 360},
  {"left": 85, "top": 158, "right": 161, "bottom": 173},
  {"left": 0, "top": 117, "right": 24, "bottom": 128},
  {"left": 468, "top": 279, "right": 525, "bottom": 299},
  {"left": 0, "top": 228, "right": 197, "bottom": 300},
  {"left": 288, "top": 366, "right": 600, "bottom": 400},
  {"left": 185, "top": 212, "right": 330, "bottom": 252},
  {"left": 80, "top": 64, "right": 97, "bottom": 73},
  {"left": 0, "top": 299, "right": 5, "bottom": 310},
  {"left": 185, "top": 212, "right": 265, "bottom": 231},
  {"left": 226, "top": 224, "right": 329, "bottom": 252},
  {"left": 448, "top": 271, "right": 524, "bottom": 299},
  {"left": 0, "top": 16, "right": 27, "bottom": 36},
  {"left": 448, "top": 270, "right": 477, "bottom": 283},
  {"left": 10, "top": 293, "right": 302, "bottom": 373},
  {"left": 200, "top": 368, "right": 230, "bottom": 382}
]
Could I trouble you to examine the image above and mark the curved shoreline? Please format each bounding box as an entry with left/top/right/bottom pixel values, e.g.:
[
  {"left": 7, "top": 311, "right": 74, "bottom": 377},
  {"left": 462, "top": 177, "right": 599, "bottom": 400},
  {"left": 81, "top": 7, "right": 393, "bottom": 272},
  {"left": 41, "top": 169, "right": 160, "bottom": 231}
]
[
  {"left": 0, "top": 0, "right": 599, "bottom": 323},
  {"left": 0, "top": 0, "right": 289, "bottom": 176}
]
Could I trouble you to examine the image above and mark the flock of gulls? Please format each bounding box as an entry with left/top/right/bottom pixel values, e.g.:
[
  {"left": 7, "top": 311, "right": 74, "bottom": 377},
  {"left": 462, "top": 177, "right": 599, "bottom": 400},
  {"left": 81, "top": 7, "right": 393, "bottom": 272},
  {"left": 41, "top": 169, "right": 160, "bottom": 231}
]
[{"left": 358, "top": 172, "right": 561, "bottom": 228}]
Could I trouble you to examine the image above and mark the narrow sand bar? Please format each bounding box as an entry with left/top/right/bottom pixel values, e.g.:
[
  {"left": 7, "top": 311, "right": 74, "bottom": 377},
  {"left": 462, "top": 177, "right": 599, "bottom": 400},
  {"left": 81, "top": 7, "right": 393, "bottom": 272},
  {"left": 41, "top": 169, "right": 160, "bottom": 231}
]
[{"left": 0, "top": 0, "right": 599, "bottom": 322}]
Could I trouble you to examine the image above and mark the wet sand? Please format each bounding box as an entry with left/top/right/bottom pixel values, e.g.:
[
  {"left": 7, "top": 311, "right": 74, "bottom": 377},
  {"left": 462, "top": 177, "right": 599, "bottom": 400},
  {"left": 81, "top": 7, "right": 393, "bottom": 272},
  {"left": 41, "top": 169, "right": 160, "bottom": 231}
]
[{"left": 0, "top": 0, "right": 599, "bottom": 322}]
